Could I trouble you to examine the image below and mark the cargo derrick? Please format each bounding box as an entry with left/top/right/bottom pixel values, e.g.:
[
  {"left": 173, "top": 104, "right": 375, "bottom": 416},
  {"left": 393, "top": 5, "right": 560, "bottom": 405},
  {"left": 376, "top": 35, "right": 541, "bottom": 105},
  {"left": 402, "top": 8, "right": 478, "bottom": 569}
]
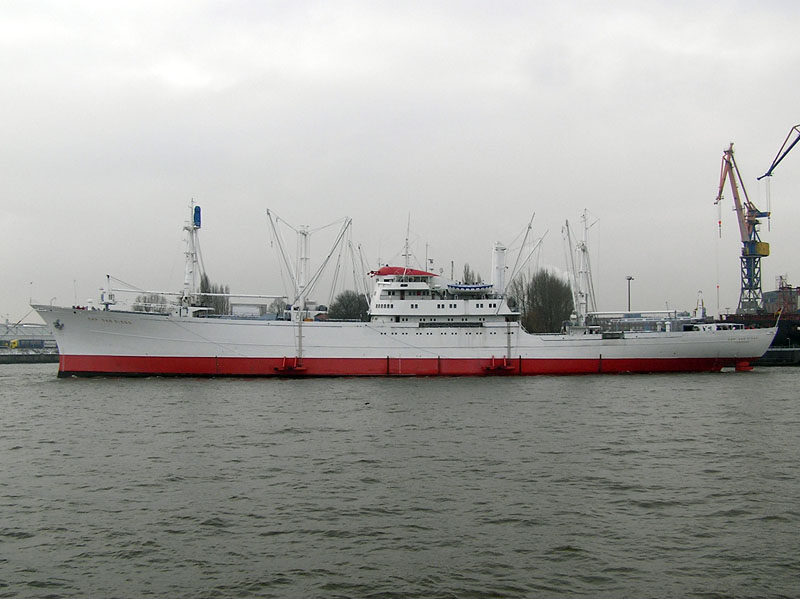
[{"left": 715, "top": 143, "right": 770, "bottom": 314}]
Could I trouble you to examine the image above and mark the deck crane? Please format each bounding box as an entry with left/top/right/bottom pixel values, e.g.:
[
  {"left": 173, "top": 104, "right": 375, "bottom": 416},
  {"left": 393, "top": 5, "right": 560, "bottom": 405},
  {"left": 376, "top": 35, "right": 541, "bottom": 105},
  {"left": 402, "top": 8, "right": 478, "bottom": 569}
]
[
  {"left": 715, "top": 143, "right": 770, "bottom": 314},
  {"left": 757, "top": 124, "right": 800, "bottom": 180}
]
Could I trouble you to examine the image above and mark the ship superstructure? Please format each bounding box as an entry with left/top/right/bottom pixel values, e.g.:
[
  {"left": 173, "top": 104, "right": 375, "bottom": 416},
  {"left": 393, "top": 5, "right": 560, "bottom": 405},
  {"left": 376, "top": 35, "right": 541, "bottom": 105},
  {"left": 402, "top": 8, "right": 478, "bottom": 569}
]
[{"left": 368, "top": 269, "right": 515, "bottom": 328}]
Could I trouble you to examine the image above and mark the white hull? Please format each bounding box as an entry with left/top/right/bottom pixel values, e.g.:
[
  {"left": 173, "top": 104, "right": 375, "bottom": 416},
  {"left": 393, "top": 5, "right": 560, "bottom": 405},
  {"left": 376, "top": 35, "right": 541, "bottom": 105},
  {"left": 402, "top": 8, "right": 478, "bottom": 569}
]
[{"left": 34, "top": 305, "right": 777, "bottom": 377}]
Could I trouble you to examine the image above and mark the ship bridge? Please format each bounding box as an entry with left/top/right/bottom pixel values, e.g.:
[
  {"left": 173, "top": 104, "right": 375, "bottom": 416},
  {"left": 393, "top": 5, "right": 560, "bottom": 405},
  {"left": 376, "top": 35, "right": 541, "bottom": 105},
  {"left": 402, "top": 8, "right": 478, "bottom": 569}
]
[{"left": 368, "top": 265, "right": 516, "bottom": 325}]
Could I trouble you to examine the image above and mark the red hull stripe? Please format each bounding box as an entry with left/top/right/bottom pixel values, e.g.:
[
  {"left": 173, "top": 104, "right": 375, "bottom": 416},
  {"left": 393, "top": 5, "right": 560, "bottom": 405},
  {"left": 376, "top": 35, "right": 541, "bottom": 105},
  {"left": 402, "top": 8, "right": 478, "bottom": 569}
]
[{"left": 57, "top": 354, "right": 748, "bottom": 377}]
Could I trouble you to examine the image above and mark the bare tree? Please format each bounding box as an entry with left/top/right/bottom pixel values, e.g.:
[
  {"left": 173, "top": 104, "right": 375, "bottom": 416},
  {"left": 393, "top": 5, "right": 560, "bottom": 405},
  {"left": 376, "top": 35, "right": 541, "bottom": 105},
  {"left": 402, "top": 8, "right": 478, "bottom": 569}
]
[
  {"left": 199, "top": 273, "right": 231, "bottom": 315},
  {"left": 462, "top": 263, "right": 482, "bottom": 284},
  {"left": 328, "top": 290, "right": 369, "bottom": 321},
  {"left": 263, "top": 297, "right": 288, "bottom": 319},
  {"left": 507, "top": 269, "right": 573, "bottom": 333}
]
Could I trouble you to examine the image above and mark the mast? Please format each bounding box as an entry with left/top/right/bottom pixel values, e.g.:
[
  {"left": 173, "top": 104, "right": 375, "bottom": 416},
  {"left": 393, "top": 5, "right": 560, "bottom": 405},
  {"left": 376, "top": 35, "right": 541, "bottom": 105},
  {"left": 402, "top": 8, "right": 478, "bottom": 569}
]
[
  {"left": 100, "top": 274, "right": 116, "bottom": 310},
  {"left": 563, "top": 210, "right": 597, "bottom": 326},
  {"left": 268, "top": 211, "right": 351, "bottom": 317},
  {"left": 297, "top": 224, "right": 310, "bottom": 319},
  {"left": 563, "top": 220, "right": 582, "bottom": 324},
  {"left": 402, "top": 215, "right": 411, "bottom": 275},
  {"left": 266, "top": 210, "right": 353, "bottom": 360},
  {"left": 491, "top": 242, "right": 507, "bottom": 296},
  {"left": 578, "top": 210, "right": 597, "bottom": 315},
  {"left": 182, "top": 202, "right": 202, "bottom": 313}
]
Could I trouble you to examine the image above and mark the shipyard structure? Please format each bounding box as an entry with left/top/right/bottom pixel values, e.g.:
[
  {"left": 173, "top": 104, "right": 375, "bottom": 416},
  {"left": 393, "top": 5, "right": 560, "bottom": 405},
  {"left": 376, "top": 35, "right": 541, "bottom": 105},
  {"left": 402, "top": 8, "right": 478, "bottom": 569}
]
[{"left": 716, "top": 125, "right": 800, "bottom": 363}]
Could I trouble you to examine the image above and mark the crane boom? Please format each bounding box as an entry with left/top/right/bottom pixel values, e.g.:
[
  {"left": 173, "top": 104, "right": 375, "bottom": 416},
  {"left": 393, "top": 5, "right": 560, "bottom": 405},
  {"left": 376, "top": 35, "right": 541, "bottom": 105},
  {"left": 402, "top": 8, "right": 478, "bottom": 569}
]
[
  {"left": 757, "top": 124, "right": 800, "bottom": 180},
  {"left": 716, "top": 143, "right": 750, "bottom": 243},
  {"left": 715, "top": 143, "right": 770, "bottom": 245}
]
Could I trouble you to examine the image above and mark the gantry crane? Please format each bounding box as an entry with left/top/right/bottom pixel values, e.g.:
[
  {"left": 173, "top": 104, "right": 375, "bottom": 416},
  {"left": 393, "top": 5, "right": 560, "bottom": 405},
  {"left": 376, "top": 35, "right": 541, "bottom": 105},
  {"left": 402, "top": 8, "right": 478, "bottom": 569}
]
[
  {"left": 758, "top": 124, "right": 800, "bottom": 180},
  {"left": 715, "top": 143, "right": 770, "bottom": 314}
]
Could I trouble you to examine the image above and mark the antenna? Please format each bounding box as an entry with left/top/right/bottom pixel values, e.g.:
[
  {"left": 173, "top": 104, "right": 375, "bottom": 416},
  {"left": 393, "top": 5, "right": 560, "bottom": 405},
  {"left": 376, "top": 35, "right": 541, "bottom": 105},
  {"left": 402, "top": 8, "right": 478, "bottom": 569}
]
[{"left": 403, "top": 214, "right": 411, "bottom": 271}]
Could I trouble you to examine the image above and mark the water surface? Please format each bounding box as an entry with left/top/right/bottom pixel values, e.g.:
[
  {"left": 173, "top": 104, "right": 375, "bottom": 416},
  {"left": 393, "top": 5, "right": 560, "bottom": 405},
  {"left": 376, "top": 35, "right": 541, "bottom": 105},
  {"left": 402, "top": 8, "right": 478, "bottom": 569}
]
[{"left": 1, "top": 364, "right": 798, "bottom": 597}]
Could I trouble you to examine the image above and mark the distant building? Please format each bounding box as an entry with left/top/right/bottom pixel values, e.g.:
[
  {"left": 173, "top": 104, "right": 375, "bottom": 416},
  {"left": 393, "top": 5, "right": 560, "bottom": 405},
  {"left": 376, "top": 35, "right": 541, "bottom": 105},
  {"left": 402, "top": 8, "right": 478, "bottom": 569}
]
[
  {"left": 230, "top": 299, "right": 278, "bottom": 319},
  {"left": 0, "top": 320, "right": 57, "bottom": 350},
  {"left": 762, "top": 277, "right": 800, "bottom": 314}
]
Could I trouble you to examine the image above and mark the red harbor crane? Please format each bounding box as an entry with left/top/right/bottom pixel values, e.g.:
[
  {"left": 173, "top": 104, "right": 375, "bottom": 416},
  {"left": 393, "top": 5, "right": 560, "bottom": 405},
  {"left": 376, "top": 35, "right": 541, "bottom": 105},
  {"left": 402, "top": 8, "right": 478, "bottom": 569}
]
[{"left": 715, "top": 143, "right": 770, "bottom": 314}]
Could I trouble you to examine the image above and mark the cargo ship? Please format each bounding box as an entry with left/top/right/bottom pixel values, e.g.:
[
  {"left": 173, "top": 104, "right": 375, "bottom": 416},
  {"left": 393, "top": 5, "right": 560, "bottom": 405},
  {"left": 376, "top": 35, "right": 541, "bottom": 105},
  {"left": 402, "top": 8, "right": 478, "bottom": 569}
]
[{"left": 33, "top": 207, "right": 776, "bottom": 377}]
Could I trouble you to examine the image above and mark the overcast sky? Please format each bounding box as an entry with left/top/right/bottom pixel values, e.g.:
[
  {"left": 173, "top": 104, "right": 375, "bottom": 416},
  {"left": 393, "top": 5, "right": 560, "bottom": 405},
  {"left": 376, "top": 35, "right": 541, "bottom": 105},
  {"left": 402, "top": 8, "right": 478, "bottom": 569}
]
[{"left": 3, "top": 0, "right": 799, "bottom": 321}]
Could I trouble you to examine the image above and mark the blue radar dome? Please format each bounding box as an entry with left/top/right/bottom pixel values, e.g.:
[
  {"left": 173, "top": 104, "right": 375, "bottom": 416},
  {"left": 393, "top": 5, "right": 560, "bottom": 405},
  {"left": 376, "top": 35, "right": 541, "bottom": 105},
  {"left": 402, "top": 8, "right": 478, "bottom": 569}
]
[{"left": 193, "top": 206, "right": 201, "bottom": 228}]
